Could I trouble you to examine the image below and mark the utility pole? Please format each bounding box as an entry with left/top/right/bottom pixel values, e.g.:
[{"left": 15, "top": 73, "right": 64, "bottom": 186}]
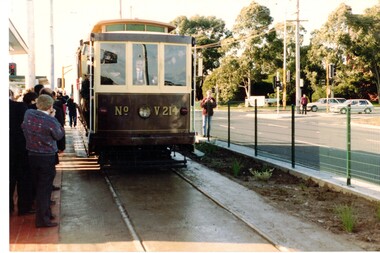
[
  {"left": 27, "top": 0, "right": 36, "bottom": 90},
  {"left": 50, "top": 0, "right": 54, "bottom": 89},
  {"left": 295, "top": 0, "right": 301, "bottom": 114},
  {"left": 326, "top": 60, "right": 331, "bottom": 112},
  {"left": 282, "top": 17, "right": 287, "bottom": 109}
]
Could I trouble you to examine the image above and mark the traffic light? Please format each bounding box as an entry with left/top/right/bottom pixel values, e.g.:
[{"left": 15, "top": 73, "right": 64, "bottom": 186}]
[
  {"left": 9, "top": 63, "right": 16, "bottom": 76},
  {"left": 328, "top": 64, "right": 335, "bottom": 79},
  {"left": 272, "top": 76, "right": 282, "bottom": 90},
  {"left": 57, "top": 78, "right": 65, "bottom": 88}
]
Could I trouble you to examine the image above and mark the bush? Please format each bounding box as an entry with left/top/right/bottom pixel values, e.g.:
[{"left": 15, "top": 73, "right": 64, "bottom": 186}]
[{"left": 249, "top": 167, "right": 274, "bottom": 181}]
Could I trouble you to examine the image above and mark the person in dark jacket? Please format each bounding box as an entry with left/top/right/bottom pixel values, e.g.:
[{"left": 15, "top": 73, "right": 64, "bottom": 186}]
[
  {"left": 9, "top": 90, "right": 35, "bottom": 215},
  {"left": 66, "top": 95, "right": 78, "bottom": 128},
  {"left": 200, "top": 90, "right": 217, "bottom": 139},
  {"left": 22, "top": 94, "right": 65, "bottom": 228},
  {"left": 23, "top": 91, "right": 38, "bottom": 109}
]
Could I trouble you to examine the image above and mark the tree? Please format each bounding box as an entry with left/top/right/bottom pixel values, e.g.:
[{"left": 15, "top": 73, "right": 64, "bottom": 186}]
[
  {"left": 215, "top": 1, "right": 282, "bottom": 100},
  {"left": 344, "top": 3, "right": 380, "bottom": 101},
  {"left": 307, "top": 3, "right": 380, "bottom": 101},
  {"left": 307, "top": 4, "right": 355, "bottom": 99},
  {"left": 203, "top": 56, "right": 241, "bottom": 103},
  {"left": 171, "top": 15, "right": 230, "bottom": 99}
]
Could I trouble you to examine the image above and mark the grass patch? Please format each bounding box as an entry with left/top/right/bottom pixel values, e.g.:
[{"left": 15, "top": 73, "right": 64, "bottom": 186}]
[
  {"left": 231, "top": 159, "right": 242, "bottom": 177},
  {"left": 376, "top": 204, "right": 380, "bottom": 221},
  {"left": 335, "top": 204, "right": 356, "bottom": 232},
  {"left": 196, "top": 142, "right": 218, "bottom": 155}
]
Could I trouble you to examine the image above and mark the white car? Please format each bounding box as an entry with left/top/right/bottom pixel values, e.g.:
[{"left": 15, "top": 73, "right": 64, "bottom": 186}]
[
  {"left": 330, "top": 99, "right": 374, "bottom": 114},
  {"left": 307, "top": 98, "right": 346, "bottom": 112}
]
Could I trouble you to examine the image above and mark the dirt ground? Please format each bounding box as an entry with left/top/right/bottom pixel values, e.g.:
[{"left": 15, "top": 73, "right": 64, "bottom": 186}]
[{"left": 189, "top": 142, "right": 380, "bottom": 251}]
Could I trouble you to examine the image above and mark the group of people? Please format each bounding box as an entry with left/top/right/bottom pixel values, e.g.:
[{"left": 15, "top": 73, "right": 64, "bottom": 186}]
[{"left": 9, "top": 84, "right": 78, "bottom": 228}]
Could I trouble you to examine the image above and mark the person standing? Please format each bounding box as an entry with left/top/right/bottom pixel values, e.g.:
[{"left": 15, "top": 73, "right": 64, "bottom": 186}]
[
  {"left": 66, "top": 95, "right": 78, "bottom": 128},
  {"left": 40, "top": 88, "right": 66, "bottom": 153},
  {"left": 200, "top": 90, "right": 217, "bottom": 139},
  {"left": 9, "top": 90, "right": 35, "bottom": 216},
  {"left": 22, "top": 94, "right": 65, "bottom": 228},
  {"left": 301, "top": 94, "right": 308, "bottom": 115}
]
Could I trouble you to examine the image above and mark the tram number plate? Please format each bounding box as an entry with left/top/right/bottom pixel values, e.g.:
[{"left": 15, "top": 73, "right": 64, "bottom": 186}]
[
  {"left": 154, "top": 106, "right": 179, "bottom": 116},
  {"left": 114, "top": 105, "right": 179, "bottom": 116}
]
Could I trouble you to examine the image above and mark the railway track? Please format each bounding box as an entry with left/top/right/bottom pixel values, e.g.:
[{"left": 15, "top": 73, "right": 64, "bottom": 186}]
[
  {"left": 101, "top": 154, "right": 281, "bottom": 252},
  {"left": 62, "top": 127, "right": 363, "bottom": 251}
]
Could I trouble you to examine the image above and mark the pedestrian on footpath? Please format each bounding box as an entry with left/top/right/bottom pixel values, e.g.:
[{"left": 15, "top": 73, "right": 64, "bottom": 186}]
[
  {"left": 200, "top": 90, "right": 217, "bottom": 139},
  {"left": 22, "top": 94, "right": 65, "bottom": 228},
  {"left": 301, "top": 94, "right": 308, "bottom": 115},
  {"left": 66, "top": 95, "right": 78, "bottom": 128}
]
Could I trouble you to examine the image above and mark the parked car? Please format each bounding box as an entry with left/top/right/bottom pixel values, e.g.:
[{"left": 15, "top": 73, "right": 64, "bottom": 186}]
[
  {"left": 330, "top": 99, "right": 374, "bottom": 114},
  {"left": 307, "top": 98, "right": 346, "bottom": 112}
]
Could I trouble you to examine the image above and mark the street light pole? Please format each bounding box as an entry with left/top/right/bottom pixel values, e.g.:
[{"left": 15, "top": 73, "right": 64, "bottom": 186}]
[{"left": 61, "top": 65, "right": 72, "bottom": 90}]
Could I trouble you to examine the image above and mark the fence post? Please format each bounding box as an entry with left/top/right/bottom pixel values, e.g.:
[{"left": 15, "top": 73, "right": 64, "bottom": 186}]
[
  {"left": 228, "top": 101, "right": 230, "bottom": 148},
  {"left": 291, "top": 104, "right": 295, "bottom": 168},
  {"left": 347, "top": 104, "right": 351, "bottom": 186},
  {"left": 254, "top": 99, "right": 258, "bottom": 156}
]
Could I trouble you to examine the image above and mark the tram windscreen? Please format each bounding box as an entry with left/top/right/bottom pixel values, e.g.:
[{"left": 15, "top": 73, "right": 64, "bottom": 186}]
[
  {"left": 100, "top": 43, "right": 126, "bottom": 85},
  {"left": 164, "top": 45, "right": 186, "bottom": 86},
  {"left": 132, "top": 44, "right": 158, "bottom": 86}
]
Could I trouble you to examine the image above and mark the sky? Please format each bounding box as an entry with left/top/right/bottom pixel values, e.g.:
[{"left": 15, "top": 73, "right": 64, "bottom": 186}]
[{"left": 7, "top": 0, "right": 379, "bottom": 91}]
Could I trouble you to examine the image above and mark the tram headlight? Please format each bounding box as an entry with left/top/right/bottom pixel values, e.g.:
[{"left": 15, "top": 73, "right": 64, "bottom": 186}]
[{"left": 138, "top": 105, "right": 151, "bottom": 118}]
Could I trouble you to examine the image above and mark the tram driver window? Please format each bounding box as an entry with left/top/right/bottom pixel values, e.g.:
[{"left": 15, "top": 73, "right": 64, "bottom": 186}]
[
  {"left": 164, "top": 45, "right": 186, "bottom": 86},
  {"left": 133, "top": 44, "right": 158, "bottom": 85},
  {"left": 100, "top": 43, "right": 126, "bottom": 85}
]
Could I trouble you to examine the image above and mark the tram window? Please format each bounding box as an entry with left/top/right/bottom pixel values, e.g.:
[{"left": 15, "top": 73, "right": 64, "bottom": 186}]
[
  {"left": 100, "top": 43, "right": 126, "bottom": 85},
  {"left": 106, "top": 24, "right": 125, "bottom": 32},
  {"left": 146, "top": 25, "right": 165, "bottom": 32},
  {"left": 132, "top": 44, "right": 158, "bottom": 85},
  {"left": 164, "top": 45, "right": 186, "bottom": 86},
  {"left": 127, "top": 24, "right": 145, "bottom": 31}
]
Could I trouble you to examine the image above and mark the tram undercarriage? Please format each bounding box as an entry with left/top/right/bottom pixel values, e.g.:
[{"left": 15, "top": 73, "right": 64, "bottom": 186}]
[{"left": 98, "top": 145, "right": 188, "bottom": 169}]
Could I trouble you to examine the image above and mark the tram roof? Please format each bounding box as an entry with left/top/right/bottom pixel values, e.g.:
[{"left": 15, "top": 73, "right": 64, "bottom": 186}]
[{"left": 91, "top": 19, "right": 176, "bottom": 33}]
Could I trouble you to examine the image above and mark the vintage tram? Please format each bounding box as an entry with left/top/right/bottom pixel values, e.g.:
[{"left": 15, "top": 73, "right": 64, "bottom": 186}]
[{"left": 76, "top": 19, "right": 196, "bottom": 168}]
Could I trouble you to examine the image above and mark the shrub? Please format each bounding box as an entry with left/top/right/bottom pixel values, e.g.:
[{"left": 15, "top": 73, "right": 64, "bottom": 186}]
[{"left": 249, "top": 167, "right": 274, "bottom": 181}]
